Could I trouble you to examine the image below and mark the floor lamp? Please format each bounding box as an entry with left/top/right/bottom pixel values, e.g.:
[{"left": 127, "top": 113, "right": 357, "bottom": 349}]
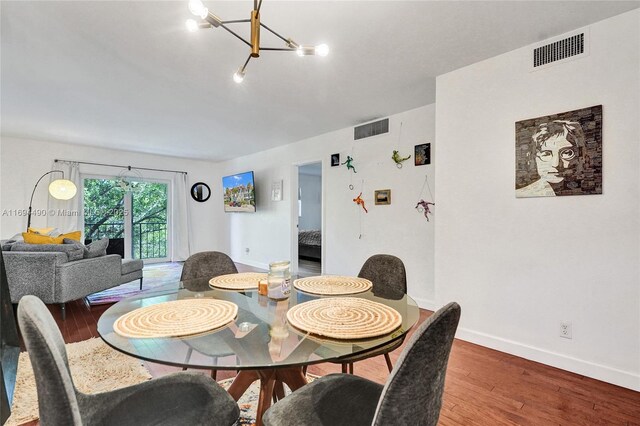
[{"left": 27, "top": 170, "right": 77, "bottom": 231}]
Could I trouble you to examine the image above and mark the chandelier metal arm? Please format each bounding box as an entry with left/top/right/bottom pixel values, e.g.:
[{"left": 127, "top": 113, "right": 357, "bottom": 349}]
[
  {"left": 219, "top": 23, "right": 252, "bottom": 48},
  {"left": 240, "top": 54, "right": 252, "bottom": 73},
  {"left": 259, "top": 22, "right": 289, "bottom": 44},
  {"left": 256, "top": 0, "right": 263, "bottom": 13},
  {"left": 260, "top": 47, "right": 296, "bottom": 52},
  {"left": 221, "top": 19, "right": 251, "bottom": 25}
]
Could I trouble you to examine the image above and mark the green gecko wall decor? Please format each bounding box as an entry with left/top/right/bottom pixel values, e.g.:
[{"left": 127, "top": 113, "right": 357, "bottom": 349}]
[
  {"left": 392, "top": 150, "right": 411, "bottom": 168},
  {"left": 342, "top": 155, "right": 357, "bottom": 173}
]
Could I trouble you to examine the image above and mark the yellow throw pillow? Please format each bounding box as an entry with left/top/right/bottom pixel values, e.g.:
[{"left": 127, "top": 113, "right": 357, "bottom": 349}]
[
  {"left": 22, "top": 230, "right": 82, "bottom": 244},
  {"left": 27, "top": 227, "right": 56, "bottom": 235},
  {"left": 23, "top": 232, "right": 64, "bottom": 244},
  {"left": 60, "top": 231, "right": 82, "bottom": 242}
]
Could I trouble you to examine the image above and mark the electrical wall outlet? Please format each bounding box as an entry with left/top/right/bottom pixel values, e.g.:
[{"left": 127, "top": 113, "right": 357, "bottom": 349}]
[{"left": 560, "top": 321, "right": 572, "bottom": 339}]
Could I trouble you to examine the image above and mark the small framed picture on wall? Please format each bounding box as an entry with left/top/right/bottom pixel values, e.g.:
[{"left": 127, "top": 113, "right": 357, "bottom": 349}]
[
  {"left": 331, "top": 153, "right": 340, "bottom": 167},
  {"left": 374, "top": 189, "right": 391, "bottom": 205},
  {"left": 271, "top": 180, "right": 283, "bottom": 201},
  {"left": 415, "top": 143, "right": 431, "bottom": 166}
]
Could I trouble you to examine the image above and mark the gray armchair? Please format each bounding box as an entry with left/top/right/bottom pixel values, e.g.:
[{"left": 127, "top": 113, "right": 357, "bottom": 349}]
[
  {"left": 17, "top": 295, "right": 240, "bottom": 426},
  {"left": 263, "top": 302, "right": 461, "bottom": 426}
]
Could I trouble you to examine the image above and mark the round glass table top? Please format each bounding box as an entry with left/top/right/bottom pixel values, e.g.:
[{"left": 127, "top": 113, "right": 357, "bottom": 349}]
[{"left": 97, "top": 277, "right": 420, "bottom": 370}]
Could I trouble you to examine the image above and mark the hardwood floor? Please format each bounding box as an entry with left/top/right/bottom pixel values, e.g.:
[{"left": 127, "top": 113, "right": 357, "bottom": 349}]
[
  {"left": 17, "top": 263, "right": 640, "bottom": 425},
  {"left": 298, "top": 258, "right": 322, "bottom": 277}
]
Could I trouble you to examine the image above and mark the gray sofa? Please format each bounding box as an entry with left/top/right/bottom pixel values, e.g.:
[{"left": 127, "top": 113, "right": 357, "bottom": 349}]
[{"left": 2, "top": 242, "right": 143, "bottom": 319}]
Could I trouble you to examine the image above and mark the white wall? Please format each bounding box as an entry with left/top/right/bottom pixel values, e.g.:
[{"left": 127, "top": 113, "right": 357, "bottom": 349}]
[
  {"left": 298, "top": 171, "right": 322, "bottom": 231},
  {"left": 0, "top": 137, "right": 224, "bottom": 257},
  {"left": 435, "top": 10, "right": 639, "bottom": 390},
  {"left": 214, "top": 104, "right": 437, "bottom": 307}
]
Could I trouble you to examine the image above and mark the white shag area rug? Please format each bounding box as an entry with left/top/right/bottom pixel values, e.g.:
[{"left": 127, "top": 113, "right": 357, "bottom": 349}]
[{"left": 6, "top": 338, "right": 152, "bottom": 426}]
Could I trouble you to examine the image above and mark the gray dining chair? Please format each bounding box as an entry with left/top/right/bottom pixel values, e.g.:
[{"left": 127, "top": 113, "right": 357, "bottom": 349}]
[
  {"left": 17, "top": 295, "right": 240, "bottom": 426},
  {"left": 263, "top": 302, "right": 461, "bottom": 426},
  {"left": 180, "top": 251, "right": 239, "bottom": 380},
  {"left": 180, "top": 251, "right": 238, "bottom": 281},
  {"left": 332, "top": 254, "right": 408, "bottom": 374}
]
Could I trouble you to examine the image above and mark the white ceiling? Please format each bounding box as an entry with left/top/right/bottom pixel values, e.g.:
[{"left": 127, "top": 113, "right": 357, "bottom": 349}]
[{"left": 1, "top": 1, "right": 638, "bottom": 161}]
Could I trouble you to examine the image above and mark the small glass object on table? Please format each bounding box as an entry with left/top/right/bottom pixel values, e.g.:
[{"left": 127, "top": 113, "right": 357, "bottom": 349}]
[
  {"left": 258, "top": 279, "right": 268, "bottom": 296},
  {"left": 267, "top": 260, "right": 291, "bottom": 300}
]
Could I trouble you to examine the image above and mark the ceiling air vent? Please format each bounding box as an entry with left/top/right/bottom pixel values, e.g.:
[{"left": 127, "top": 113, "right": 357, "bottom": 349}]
[
  {"left": 531, "top": 30, "right": 589, "bottom": 71},
  {"left": 354, "top": 118, "right": 389, "bottom": 140}
]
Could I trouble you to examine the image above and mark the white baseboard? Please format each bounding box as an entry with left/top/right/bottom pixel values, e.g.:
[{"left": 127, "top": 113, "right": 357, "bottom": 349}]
[
  {"left": 455, "top": 327, "right": 640, "bottom": 392},
  {"left": 411, "top": 296, "right": 440, "bottom": 311}
]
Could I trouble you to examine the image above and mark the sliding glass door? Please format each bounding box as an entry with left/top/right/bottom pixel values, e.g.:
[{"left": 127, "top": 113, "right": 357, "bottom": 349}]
[
  {"left": 130, "top": 181, "right": 169, "bottom": 261},
  {"left": 83, "top": 177, "right": 169, "bottom": 262}
]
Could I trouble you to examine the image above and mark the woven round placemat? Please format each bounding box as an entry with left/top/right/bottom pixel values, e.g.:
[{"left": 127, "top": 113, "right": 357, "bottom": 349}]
[
  {"left": 113, "top": 299, "right": 238, "bottom": 339},
  {"left": 286, "top": 297, "right": 402, "bottom": 340},
  {"left": 209, "top": 272, "right": 268, "bottom": 290},
  {"left": 293, "top": 275, "right": 373, "bottom": 295}
]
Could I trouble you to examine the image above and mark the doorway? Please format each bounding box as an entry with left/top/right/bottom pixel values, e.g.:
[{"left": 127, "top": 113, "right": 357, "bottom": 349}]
[
  {"left": 296, "top": 162, "right": 322, "bottom": 277},
  {"left": 83, "top": 177, "right": 169, "bottom": 262}
]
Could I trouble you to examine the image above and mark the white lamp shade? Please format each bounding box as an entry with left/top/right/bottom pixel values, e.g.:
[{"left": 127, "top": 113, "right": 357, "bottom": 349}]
[{"left": 48, "top": 179, "right": 77, "bottom": 200}]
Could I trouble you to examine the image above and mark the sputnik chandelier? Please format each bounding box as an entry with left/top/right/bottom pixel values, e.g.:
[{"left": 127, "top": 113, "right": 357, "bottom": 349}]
[{"left": 185, "top": 0, "right": 329, "bottom": 83}]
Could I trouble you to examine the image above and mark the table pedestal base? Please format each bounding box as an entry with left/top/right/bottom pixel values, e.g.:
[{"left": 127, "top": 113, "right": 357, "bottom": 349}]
[{"left": 227, "top": 367, "right": 308, "bottom": 426}]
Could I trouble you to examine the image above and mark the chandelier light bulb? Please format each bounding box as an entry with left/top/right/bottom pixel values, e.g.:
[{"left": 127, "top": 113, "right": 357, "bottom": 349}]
[
  {"left": 185, "top": 19, "right": 199, "bottom": 33},
  {"left": 315, "top": 44, "right": 329, "bottom": 57},
  {"left": 233, "top": 69, "right": 245, "bottom": 83},
  {"left": 188, "top": 0, "right": 208, "bottom": 19},
  {"left": 297, "top": 46, "right": 316, "bottom": 56}
]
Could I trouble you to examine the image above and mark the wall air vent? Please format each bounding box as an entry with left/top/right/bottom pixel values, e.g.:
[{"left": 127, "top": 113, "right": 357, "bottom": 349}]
[
  {"left": 531, "top": 30, "right": 589, "bottom": 71},
  {"left": 354, "top": 118, "right": 389, "bottom": 140}
]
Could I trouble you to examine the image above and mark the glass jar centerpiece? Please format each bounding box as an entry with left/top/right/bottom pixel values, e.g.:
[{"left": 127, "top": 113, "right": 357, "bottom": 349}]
[{"left": 267, "top": 260, "right": 291, "bottom": 300}]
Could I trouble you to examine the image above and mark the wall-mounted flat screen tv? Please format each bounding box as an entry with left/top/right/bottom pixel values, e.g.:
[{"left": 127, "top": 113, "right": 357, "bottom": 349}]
[{"left": 223, "top": 171, "right": 256, "bottom": 213}]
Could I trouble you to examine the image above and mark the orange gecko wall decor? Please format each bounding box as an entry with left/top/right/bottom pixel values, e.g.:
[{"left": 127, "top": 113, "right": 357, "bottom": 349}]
[{"left": 353, "top": 192, "right": 368, "bottom": 213}]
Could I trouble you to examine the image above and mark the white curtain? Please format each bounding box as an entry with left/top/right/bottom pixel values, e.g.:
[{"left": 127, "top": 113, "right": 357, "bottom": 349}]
[
  {"left": 172, "top": 173, "right": 191, "bottom": 261},
  {"left": 47, "top": 161, "right": 83, "bottom": 235}
]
